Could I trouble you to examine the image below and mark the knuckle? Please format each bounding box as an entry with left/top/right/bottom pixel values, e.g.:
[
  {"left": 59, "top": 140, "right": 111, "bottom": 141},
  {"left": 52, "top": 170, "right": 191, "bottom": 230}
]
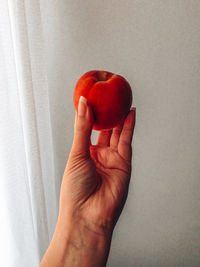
[
  {"left": 113, "top": 129, "right": 122, "bottom": 135},
  {"left": 121, "top": 139, "right": 130, "bottom": 146},
  {"left": 76, "top": 123, "right": 89, "bottom": 132}
]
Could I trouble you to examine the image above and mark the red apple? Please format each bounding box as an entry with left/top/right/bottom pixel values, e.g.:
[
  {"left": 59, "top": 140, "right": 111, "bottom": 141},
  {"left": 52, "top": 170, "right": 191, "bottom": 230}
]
[{"left": 73, "top": 70, "right": 133, "bottom": 130}]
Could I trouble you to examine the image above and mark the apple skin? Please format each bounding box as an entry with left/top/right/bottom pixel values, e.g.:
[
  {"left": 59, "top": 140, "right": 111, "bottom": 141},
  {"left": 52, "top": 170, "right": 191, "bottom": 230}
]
[{"left": 73, "top": 70, "right": 133, "bottom": 131}]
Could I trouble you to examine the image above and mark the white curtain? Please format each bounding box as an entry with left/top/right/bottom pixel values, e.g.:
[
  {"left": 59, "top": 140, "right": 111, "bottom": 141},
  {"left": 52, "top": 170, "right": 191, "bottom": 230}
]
[{"left": 0, "top": 1, "right": 58, "bottom": 266}]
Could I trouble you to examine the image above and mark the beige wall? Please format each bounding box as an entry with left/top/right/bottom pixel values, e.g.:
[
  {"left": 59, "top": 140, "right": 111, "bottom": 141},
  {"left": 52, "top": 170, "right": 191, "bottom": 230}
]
[{"left": 41, "top": 1, "right": 200, "bottom": 266}]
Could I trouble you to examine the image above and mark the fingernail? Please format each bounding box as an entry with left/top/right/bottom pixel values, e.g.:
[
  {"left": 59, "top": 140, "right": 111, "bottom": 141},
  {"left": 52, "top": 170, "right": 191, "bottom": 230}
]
[
  {"left": 78, "top": 96, "right": 87, "bottom": 117},
  {"left": 128, "top": 107, "right": 136, "bottom": 124},
  {"left": 132, "top": 108, "right": 136, "bottom": 129},
  {"left": 131, "top": 107, "right": 136, "bottom": 117}
]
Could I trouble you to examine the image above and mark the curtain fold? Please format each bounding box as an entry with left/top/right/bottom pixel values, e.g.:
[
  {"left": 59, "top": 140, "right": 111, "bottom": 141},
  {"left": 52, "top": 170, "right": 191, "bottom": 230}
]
[{"left": 0, "top": 1, "right": 58, "bottom": 266}]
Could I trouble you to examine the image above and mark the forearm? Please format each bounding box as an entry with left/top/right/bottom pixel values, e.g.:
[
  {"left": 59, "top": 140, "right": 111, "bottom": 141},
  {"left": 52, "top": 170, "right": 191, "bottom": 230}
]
[{"left": 39, "top": 216, "right": 113, "bottom": 267}]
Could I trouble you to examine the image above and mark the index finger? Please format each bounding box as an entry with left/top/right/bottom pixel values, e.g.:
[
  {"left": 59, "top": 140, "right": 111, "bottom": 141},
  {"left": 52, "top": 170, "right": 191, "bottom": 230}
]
[{"left": 118, "top": 108, "right": 136, "bottom": 161}]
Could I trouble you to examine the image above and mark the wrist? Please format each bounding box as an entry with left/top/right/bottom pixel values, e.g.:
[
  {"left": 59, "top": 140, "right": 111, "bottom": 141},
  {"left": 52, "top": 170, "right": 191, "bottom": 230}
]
[{"left": 52, "top": 216, "right": 113, "bottom": 267}]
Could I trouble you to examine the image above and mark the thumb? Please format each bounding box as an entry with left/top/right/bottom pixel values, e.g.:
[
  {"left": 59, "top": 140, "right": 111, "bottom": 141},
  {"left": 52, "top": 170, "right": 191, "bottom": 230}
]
[{"left": 71, "top": 96, "right": 94, "bottom": 158}]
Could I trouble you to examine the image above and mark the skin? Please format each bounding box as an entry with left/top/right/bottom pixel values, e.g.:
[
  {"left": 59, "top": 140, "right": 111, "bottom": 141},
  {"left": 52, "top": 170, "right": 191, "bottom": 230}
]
[{"left": 40, "top": 98, "right": 136, "bottom": 267}]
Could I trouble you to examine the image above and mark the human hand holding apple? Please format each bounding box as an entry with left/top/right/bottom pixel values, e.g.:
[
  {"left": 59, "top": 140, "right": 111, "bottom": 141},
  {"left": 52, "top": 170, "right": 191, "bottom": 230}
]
[
  {"left": 66, "top": 70, "right": 135, "bottom": 237},
  {"left": 40, "top": 70, "right": 136, "bottom": 267},
  {"left": 73, "top": 70, "right": 133, "bottom": 130},
  {"left": 67, "top": 69, "right": 135, "bottom": 232}
]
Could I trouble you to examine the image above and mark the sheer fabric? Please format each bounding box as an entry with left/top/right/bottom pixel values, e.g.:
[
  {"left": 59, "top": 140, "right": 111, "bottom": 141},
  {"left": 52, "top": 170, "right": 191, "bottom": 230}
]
[{"left": 0, "top": 1, "right": 58, "bottom": 266}]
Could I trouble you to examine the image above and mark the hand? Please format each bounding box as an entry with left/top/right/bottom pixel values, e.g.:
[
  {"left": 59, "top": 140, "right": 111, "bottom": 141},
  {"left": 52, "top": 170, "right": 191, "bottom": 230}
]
[
  {"left": 59, "top": 96, "right": 136, "bottom": 236},
  {"left": 40, "top": 96, "right": 136, "bottom": 267}
]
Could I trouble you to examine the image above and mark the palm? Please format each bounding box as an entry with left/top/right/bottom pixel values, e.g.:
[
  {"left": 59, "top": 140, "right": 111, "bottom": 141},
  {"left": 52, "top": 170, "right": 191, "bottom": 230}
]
[{"left": 90, "top": 145, "right": 131, "bottom": 202}]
